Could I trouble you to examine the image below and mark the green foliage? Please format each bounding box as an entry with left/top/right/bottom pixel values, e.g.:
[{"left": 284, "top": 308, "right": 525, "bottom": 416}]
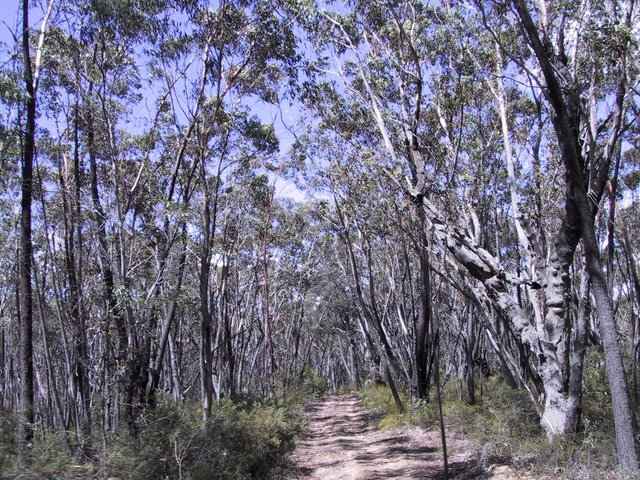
[
  {"left": 295, "top": 368, "right": 330, "bottom": 398},
  {"left": 0, "top": 418, "right": 95, "bottom": 479},
  {"left": 406, "top": 372, "right": 622, "bottom": 478},
  {"left": 7, "top": 400, "right": 302, "bottom": 480},
  {"left": 353, "top": 377, "right": 620, "bottom": 477},
  {"left": 241, "top": 117, "right": 279, "bottom": 155},
  {"left": 24, "top": 432, "right": 92, "bottom": 480},
  {"left": 432, "top": 377, "right": 540, "bottom": 446},
  {"left": 529, "top": 433, "right": 619, "bottom": 479},
  {"left": 273, "top": 368, "right": 329, "bottom": 404},
  {"left": 582, "top": 350, "right": 616, "bottom": 435},
  {"left": 102, "top": 400, "right": 302, "bottom": 480},
  {"left": 0, "top": 413, "right": 17, "bottom": 476},
  {"left": 359, "top": 383, "right": 409, "bottom": 429}
]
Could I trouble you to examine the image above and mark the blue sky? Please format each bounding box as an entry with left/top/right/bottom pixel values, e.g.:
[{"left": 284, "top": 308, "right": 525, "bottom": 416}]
[{"left": 0, "top": 0, "right": 312, "bottom": 202}]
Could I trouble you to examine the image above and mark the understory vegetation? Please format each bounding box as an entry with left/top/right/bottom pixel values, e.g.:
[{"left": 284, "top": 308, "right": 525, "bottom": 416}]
[
  {"left": 2, "top": 0, "right": 640, "bottom": 476},
  {"left": 0, "top": 370, "right": 334, "bottom": 479},
  {"left": 359, "top": 365, "right": 627, "bottom": 479},
  {"left": 1, "top": 396, "right": 304, "bottom": 480},
  {"left": 0, "top": 368, "right": 332, "bottom": 479}
]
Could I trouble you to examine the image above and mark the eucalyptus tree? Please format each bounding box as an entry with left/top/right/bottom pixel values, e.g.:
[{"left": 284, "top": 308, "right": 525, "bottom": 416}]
[
  {"left": 291, "top": 2, "right": 640, "bottom": 469},
  {"left": 24, "top": 0, "right": 301, "bottom": 428},
  {"left": 292, "top": 0, "right": 508, "bottom": 403},
  {"left": 502, "top": 0, "right": 640, "bottom": 471},
  {"left": 163, "top": 0, "right": 299, "bottom": 418},
  {"left": 291, "top": 125, "right": 430, "bottom": 406},
  {"left": 15, "top": 0, "right": 54, "bottom": 464},
  {"left": 32, "top": 0, "right": 181, "bottom": 436},
  {"left": 0, "top": 23, "right": 23, "bottom": 426}
]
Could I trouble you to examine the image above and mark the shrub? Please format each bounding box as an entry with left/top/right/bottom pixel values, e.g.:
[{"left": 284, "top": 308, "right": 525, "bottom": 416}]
[
  {"left": 404, "top": 375, "right": 540, "bottom": 450},
  {"left": 4, "top": 398, "right": 301, "bottom": 480},
  {"left": 359, "top": 383, "right": 410, "bottom": 429},
  {"left": 276, "top": 368, "right": 329, "bottom": 403},
  {"left": 103, "top": 399, "right": 302, "bottom": 480},
  {"left": 0, "top": 412, "right": 17, "bottom": 476}
]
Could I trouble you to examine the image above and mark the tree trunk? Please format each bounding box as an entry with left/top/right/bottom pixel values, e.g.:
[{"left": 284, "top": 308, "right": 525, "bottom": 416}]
[
  {"left": 67, "top": 109, "right": 92, "bottom": 455},
  {"left": 198, "top": 155, "right": 219, "bottom": 423},
  {"left": 87, "top": 110, "right": 127, "bottom": 435},
  {"left": 414, "top": 207, "right": 433, "bottom": 401},
  {"left": 147, "top": 228, "right": 187, "bottom": 407},
  {"left": 465, "top": 311, "right": 476, "bottom": 405},
  {"left": 584, "top": 221, "right": 638, "bottom": 474},
  {"left": 18, "top": 0, "right": 36, "bottom": 465},
  {"left": 33, "top": 262, "right": 70, "bottom": 453},
  {"left": 199, "top": 201, "right": 214, "bottom": 423},
  {"left": 512, "top": 0, "right": 638, "bottom": 472}
]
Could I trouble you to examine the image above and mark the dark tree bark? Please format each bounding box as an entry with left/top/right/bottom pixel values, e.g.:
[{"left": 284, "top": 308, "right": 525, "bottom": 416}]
[
  {"left": 465, "top": 310, "right": 476, "bottom": 405},
  {"left": 199, "top": 159, "right": 215, "bottom": 423},
  {"left": 18, "top": 0, "right": 36, "bottom": 465},
  {"left": 414, "top": 208, "right": 434, "bottom": 401},
  {"left": 68, "top": 106, "right": 92, "bottom": 456}
]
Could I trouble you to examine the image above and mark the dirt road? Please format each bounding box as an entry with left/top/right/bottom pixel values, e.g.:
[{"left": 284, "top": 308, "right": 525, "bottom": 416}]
[{"left": 290, "top": 394, "right": 482, "bottom": 479}]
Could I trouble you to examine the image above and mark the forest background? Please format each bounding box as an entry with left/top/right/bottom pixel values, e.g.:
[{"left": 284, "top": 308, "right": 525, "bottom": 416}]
[{"left": 1, "top": 0, "right": 640, "bottom": 478}]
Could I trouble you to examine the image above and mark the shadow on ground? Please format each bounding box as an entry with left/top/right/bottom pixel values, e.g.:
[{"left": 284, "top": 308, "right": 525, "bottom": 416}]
[{"left": 289, "top": 394, "right": 488, "bottom": 479}]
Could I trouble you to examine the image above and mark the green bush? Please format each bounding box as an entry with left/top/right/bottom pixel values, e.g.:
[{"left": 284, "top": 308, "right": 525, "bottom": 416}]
[
  {"left": 0, "top": 412, "right": 17, "bottom": 476},
  {"left": 103, "top": 400, "right": 303, "bottom": 480},
  {"left": 273, "top": 368, "right": 329, "bottom": 404},
  {"left": 419, "top": 371, "right": 621, "bottom": 478},
  {"left": 359, "top": 383, "right": 410, "bottom": 429},
  {"left": 1, "top": 420, "right": 94, "bottom": 479},
  {"left": 403, "top": 376, "right": 541, "bottom": 448},
  {"left": 5, "top": 398, "right": 301, "bottom": 480}
]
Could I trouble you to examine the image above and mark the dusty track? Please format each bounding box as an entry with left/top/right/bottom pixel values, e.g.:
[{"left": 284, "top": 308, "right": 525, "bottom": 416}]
[{"left": 290, "top": 394, "right": 484, "bottom": 479}]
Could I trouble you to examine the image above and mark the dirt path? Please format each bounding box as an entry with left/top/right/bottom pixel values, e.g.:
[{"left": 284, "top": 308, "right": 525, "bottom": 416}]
[{"left": 290, "top": 394, "right": 484, "bottom": 479}]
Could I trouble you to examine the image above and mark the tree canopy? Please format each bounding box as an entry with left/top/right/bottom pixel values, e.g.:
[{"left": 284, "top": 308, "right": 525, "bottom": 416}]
[{"left": 1, "top": 0, "right": 640, "bottom": 476}]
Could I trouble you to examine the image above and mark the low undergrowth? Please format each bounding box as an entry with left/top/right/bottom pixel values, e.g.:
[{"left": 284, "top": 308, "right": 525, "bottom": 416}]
[
  {"left": 359, "top": 383, "right": 410, "bottom": 429},
  {"left": 3, "top": 398, "right": 304, "bottom": 480},
  {"left": 357, "top": 369, "right": 629, "bottom": 479}
]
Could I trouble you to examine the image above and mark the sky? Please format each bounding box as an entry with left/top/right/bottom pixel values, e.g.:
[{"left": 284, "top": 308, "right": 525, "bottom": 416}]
[
  {"left": 0, "top": 0, "right": 312, "bottom": 203},
  {"left": 243, "top": 94, "right": 309, "bottom": 202},
  {"left": 0, "top": 3, "right": 18, "bottom": 46}
]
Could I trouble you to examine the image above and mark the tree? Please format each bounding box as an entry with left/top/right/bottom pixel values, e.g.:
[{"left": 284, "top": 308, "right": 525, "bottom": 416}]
[
  {"left": 509, "top": 0, "right": 638, "bottom": 472},
  {"left": 1, "top": 0, "right": 639, "bottom": 474},
  {"left": 292, "top": 2, "right": 640, "bottom": 470},
  {"left": 17, "top": 0, "right": 53, "bottom": 465}
]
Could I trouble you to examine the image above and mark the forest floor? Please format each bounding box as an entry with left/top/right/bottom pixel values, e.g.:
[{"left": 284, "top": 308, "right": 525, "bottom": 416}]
[{"left": 289, "top": 393, "right": 530, "bottom": 479}]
